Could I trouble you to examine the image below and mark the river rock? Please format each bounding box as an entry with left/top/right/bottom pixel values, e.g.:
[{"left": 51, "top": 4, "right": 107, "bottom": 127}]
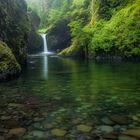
[
  {"left": 122, "top": 129, "right": 140, "bottom": 139},
  {"left": 118, "top": 135, "right": 138, "bottom": 140},
  {"left": 103, "top": 132, "right": 118, "bottom": 139},
  {"left": 0, "top": 128, "right": 8, "bottom": 133},
  {"left": 77, "top": 124, "right": 92, "bottom": 133},
  {"left": 113, "top": 125, "right": 121, "bottom": 130},
  {"left": 8, "top": 128, "right": 26, "bottom": 137},
  {"left": 8, "top": 103, "right": 24, "bottom": 108},
  {"left": 0, "top": 116, "right": 11, "bottom": 121},
  {"left": 33, "top": 122, "right": 45, "bottom": 130},
  {"left": 72, "top": 118, "right": 82, "bottom": 124},
  {"left": 101, "top": 117, "right": 114, "bottom": 125},
  {"left": 97, "top": 125, "right": 114, "bottom": 133},
  {"left": 4, "top": 119, "right": 20, "bottom": 129},
  {"left": 0, "top": 136, "right": 5, "bottom": 140},
  {"left": 51, "top": 128, "right": 67, "bottom": 137},
  {"left": 27, "top": 130, "right": 47, "bottom": 138},
  {"left": 110, "top": 115, "right": 129, "bottom": 125}
]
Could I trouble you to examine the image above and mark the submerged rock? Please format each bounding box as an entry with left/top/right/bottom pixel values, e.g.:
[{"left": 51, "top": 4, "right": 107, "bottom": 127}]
[
  {"left": 97, "top": 125, "right": 114, "bottom": 133},
  {"left": 8, "top": 128, "right": 26, "bottom": 137},
  {"left": 101, "top": 117, "right": 114, "bottom": 125},
  {"left": 51, "top": 128, "right": 67, "bottom": 137},
  {"left": 77, "top": 124, "right": 92, "bottom": 133},
  {"left": 103, "top": 132, "right": 118, "bottom": 139},
  {"left": 26, "top": 130, "right": 47, "bottom": 139},
  {"left": 118, "top": 135, "right": 138, "bottom": 140},
  {"left": 110, "top": 115, "right": 129, "bottom": 125},
  {"left": 122, "top": 129, "right": 140, "bottom": 139},
  {"left": 0, "top": 136, "right": 4, "bottom": 140},
  {"left": 8, "top": 103, "right": 24, "bottom": 108}
]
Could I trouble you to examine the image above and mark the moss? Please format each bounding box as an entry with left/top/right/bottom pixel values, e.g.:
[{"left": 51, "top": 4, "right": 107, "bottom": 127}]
[
  {"left": 38, "top": 28, "right": 47, "bottom": 33},
  {"left": 0, "top": 41, "right": 21, "bottom": 80},
  {"left": 59, "top": 40, "right": 84, "bottom": 57},
  {"left": 0, "top": 0, "right": 29, "bottom": 64}
]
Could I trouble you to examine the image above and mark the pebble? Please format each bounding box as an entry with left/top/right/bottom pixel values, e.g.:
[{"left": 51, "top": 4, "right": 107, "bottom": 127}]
[
  {"left": 77, "top": 124, "right": 92, "bottom": 133},
  {"left": 8, "top": 128, "right": 26, "bottom": 137},
  {"left": 51, "top": 128, "right": 67, "bottom": 137},
  {"left": 0, "top": 136, "right": 5, "bottom": 140},
  {"left": 97, "top": 125, "right": 114, "bottom": 133},
  {"left": 103, "top": 132, "right": 118, "bottom": 139},
  {"left": 118, "top": 135, "right": 138, "bottom": 140},
  {"left": 101, "top": 117, "right": 114, "bottom": 125},
  {"left": 122, "top": 129, "right": 140, "bottom": 139},
  {"left": 110, "top": 115, "right": 129, "bottom": 125},
  {"left": 27, "top": 130, "right": 47, "bottom": 138}
]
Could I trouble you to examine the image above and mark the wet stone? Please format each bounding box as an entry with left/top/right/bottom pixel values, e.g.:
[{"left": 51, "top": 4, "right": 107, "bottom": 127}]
[
  {"left": 3, "top": 119, "right": 20, "bottom": 129},
  {"left": 118, "top": 135, "right": 138, "bottom": 140},
  {"left": 0, "top": 136, "right": 5, "bottom": 140},
  {"left": 8, "top": 128, "right": 26, "bottom": 137},
  {"left": 32, "top": 122, "right": 45, "bottom": 130},
  {"left": 101, "top": 117, "right": 114, "bottom": 125},
  {"left": 72, "top": 118, "right": 82, "bottom": 124},
  {"left": 0, "top": 128, "right": 8, "bottom": 133},
  {"left": 103, "top": 132, "right": 118, "bottom": 139},
  {"left": 8, "top": 103, "right": 24, "bottom": 108},
  {"left": 77, "top": 124, "right": 92, "bottom": 133},
  {"left": 97, "top": 125, "right": 114, "bottom": 133},
  {"left": 122, "top": 129, "right": 140, "bottom": 139},
  {"left": 110, "top": 115, "right": 129, "bottom": 125},
  {"left": 113, "top": 125, "right": 121, "bottom": 131},
  {"left": 0, "top": 116, "right": 11, "bottom": 121},
  {"left": 51, "top": 128, "right": 67, "bottom": 137},
  {"left": 26, "top": 130, "right": 48, "bottom": 139}
]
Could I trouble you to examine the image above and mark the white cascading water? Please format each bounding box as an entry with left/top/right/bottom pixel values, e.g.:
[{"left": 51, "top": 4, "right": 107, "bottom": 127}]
[
  {"left": 40, "top": 33, "right": 48, "bottom": 53},
  {"left": 40, "top": 33, "right": 48, "bottom": 79}
]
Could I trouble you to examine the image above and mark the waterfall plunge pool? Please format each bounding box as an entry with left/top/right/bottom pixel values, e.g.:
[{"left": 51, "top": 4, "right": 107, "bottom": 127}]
[{"left": 0, "top": 54, "right": 140, "bottom": 139}]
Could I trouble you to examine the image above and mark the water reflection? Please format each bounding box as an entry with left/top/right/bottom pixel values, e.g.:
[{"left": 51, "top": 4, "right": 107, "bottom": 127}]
[{"left": 43, "top": 55, "right": 48, "bottom": 79}]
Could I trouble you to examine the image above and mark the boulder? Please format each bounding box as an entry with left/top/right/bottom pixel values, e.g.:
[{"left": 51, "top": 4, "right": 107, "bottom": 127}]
[{"left": 0, "top": 41, "right": 21, "bottom": 80}]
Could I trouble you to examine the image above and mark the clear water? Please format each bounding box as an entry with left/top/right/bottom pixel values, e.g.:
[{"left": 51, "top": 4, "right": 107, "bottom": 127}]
[
  {"left": 0, "top": 55, "right": 140, "bottom": 114},
  {"left": 0, "top": 54, "right": 140, "bottom": 126}
]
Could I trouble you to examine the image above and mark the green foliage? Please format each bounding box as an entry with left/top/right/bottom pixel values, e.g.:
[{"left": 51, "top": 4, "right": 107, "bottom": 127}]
[
  {"left": 38, "top": 28, "right": 47, "bottom": 33},
  {"left": 90, "top": 0, "right": 140, "bottom": 57},
  {"left": 60, "top": 0, "right": 140, "bottom": 58},
  {"left": 27, "top": 0, "right": 140, "bottom": 58}
]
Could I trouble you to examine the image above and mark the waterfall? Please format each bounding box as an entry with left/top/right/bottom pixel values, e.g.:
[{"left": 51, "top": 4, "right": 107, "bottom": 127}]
[{"left": 40, "top": 33, "right": 48, "bottom": 53}]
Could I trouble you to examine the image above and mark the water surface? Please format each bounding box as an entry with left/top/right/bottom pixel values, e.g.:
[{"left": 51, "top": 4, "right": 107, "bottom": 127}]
[{"left": 0, "top": 54, "right": 140, "bottom": 138}]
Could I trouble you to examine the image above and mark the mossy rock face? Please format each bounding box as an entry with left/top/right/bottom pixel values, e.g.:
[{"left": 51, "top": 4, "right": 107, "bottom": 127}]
[
  {"left": 0, "top": 41, "right": 21, "bottom": 80},
  {"left": 0, "top": 0, "right": 29, "bottom": 64},
  {"left": 47, "top": 19, "right": 71, "bottom": 51},
  {"left": 59, "top": 40, "right": 84, "bottom": 57}
]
